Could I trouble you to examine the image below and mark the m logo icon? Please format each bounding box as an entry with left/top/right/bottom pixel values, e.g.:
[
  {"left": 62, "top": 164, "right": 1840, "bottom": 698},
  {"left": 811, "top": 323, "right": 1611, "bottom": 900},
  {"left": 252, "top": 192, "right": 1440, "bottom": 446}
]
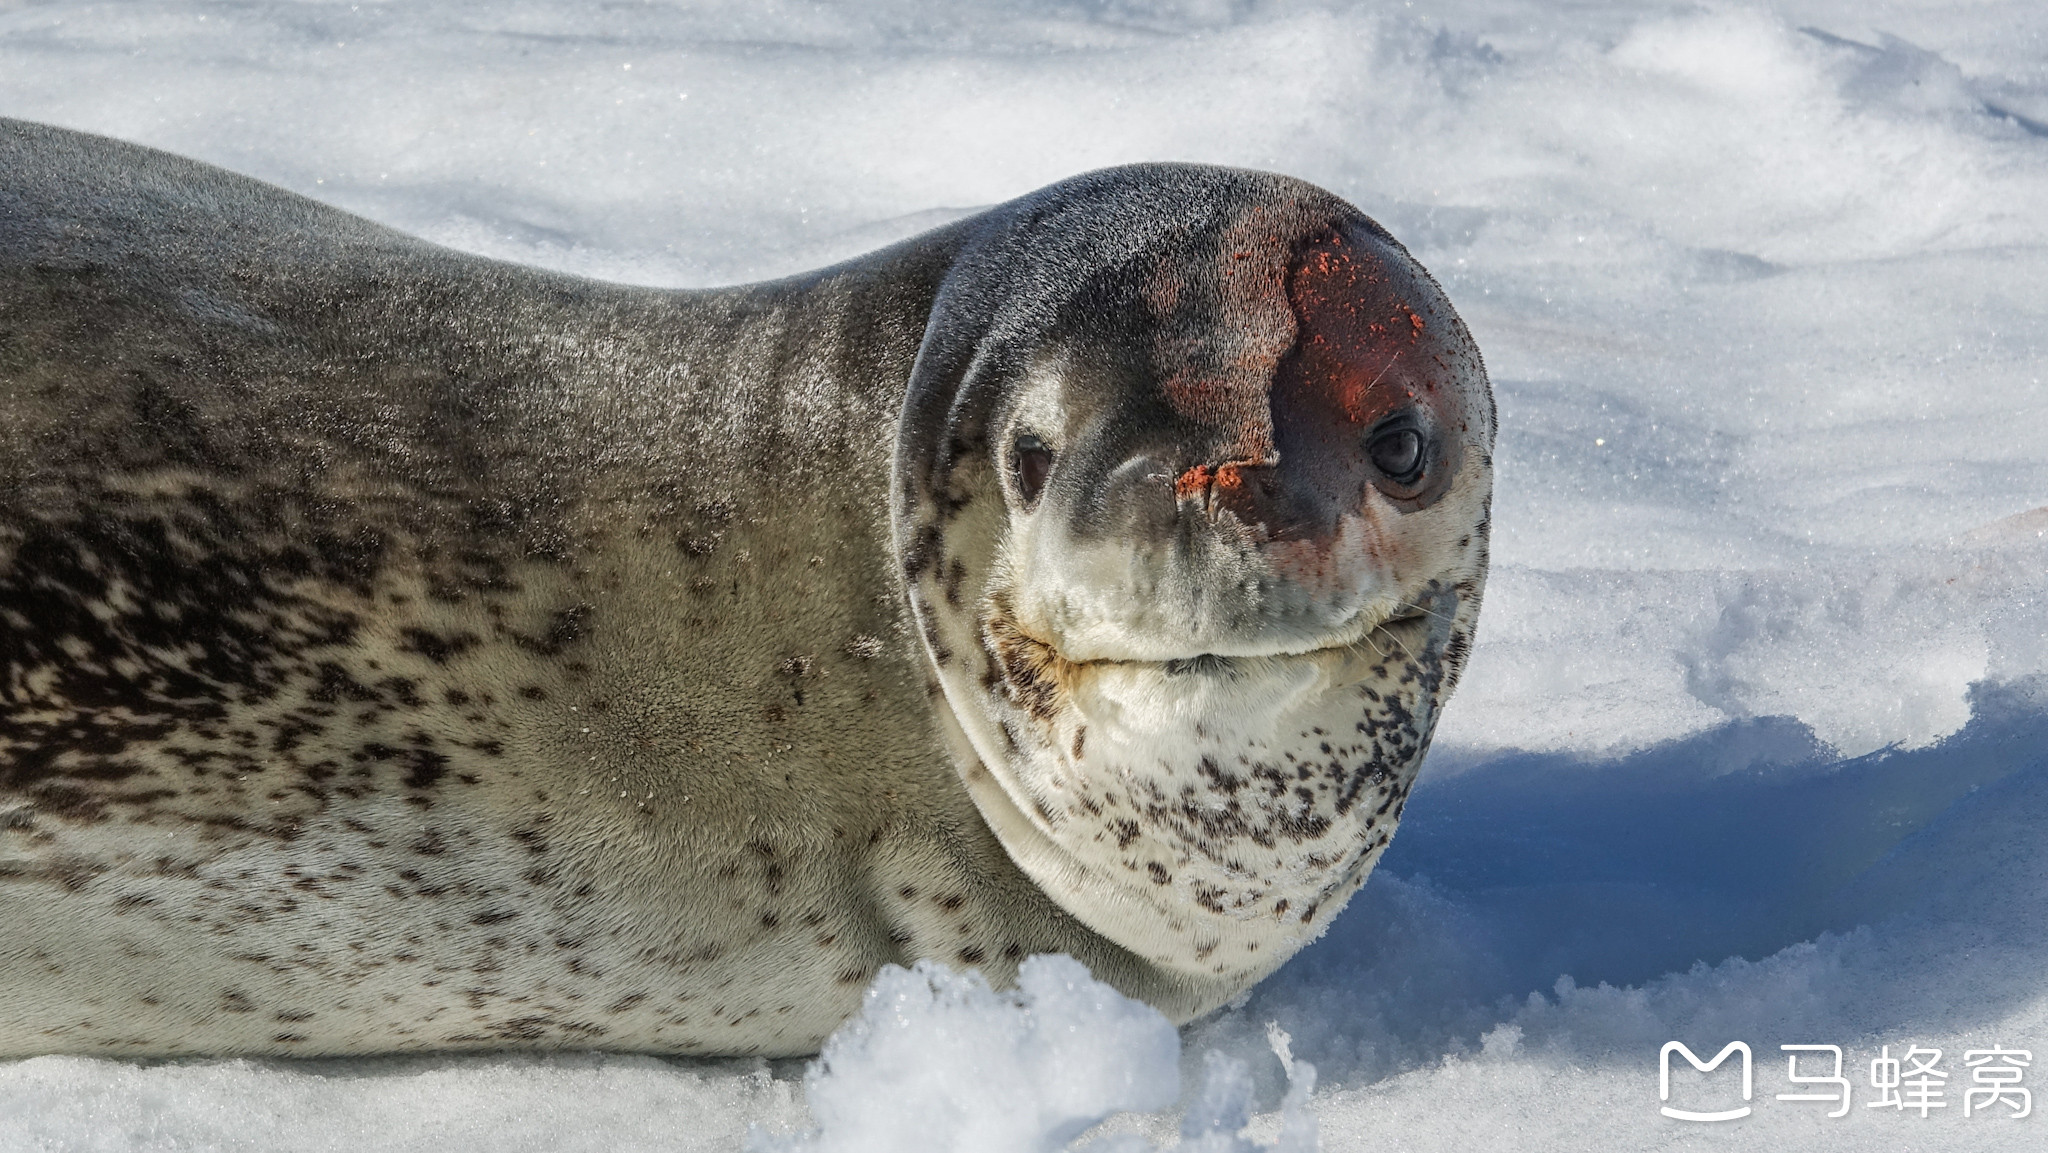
[{"left": 1660, "top": 1041, "right": 1753, "bottom": 1121}]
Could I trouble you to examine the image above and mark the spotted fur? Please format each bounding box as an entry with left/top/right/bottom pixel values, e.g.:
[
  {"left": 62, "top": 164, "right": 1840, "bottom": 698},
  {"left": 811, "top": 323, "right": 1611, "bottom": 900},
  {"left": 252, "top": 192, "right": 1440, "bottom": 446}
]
[{"left": 0, "top": 119, "right": 1491, "bottom": 1057}]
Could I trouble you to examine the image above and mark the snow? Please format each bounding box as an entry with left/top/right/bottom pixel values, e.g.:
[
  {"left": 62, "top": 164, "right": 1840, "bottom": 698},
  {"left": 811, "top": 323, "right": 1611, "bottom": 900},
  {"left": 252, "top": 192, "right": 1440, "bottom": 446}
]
[
  {"left": 2, "top": 0, "right": 2046, "bottom": 1149},
  {"left": 756, "top": 957, "right": 1181, "bottom": 1153},
  {"left": 749, "top": 957, "right": 1315, "bottom": 1153}
]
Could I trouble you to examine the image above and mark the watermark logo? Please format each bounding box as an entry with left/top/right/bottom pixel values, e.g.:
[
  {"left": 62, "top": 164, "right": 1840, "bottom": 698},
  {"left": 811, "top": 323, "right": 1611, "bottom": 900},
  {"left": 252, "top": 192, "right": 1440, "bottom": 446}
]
[
  {"left": 1777, "top": 1044, "right": 1851, "bottom": 1118},
  {"left": 1869, "top": 1045, "right": 1947, "bottom": 1116},
  {"left": 1660, "top": 1041, "right": 2034, "bottom": 1123},
  {"left": 1964, "top": 1049, "right": 2032, "bottom": 1118},
  {"left": 1659, "top": 1041, "right": 1752, "bottom": 1121}
]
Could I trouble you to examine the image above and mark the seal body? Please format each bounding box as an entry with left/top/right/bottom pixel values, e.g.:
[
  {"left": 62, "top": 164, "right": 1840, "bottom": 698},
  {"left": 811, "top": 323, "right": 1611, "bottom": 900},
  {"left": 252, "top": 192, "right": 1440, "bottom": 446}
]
[{"left": 0, "top": 119, "right": 1492, "bottom": 1056}]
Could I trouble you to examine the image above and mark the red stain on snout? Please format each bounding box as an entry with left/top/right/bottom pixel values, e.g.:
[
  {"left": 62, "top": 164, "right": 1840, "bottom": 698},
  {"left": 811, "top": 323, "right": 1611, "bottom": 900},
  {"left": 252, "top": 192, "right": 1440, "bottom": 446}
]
[
  {"left": 1210, "top": 224, "right": 1471, "bottom": 593},
  {"left": 1174, "top": 463, "right": 1214, "bottom": 502},
  {"left": 1285, "top": 232, "right": 1438, "bottom": 431},
  {"left": 1174, "top": 461, "right": 1259, "bottom": 516},
  {"left": 1153, "top": 213, "right": 1472, "bottom": 591}
]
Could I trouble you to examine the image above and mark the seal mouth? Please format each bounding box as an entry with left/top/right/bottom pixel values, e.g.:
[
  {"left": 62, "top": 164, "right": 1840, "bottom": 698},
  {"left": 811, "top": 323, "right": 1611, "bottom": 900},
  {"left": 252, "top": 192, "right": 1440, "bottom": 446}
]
[
  {"left": 1162, "top": 653, "right": 1240, "bottom": 678},
  {"left": 983, "top": 601, "right": 1433, "bottom": 707}
]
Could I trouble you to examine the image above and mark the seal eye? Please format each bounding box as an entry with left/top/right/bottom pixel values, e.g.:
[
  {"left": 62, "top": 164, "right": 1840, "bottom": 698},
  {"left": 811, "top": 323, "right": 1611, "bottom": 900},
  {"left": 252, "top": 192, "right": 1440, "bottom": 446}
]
[
  {"left": 1368, "top": 426, "right": 1425, "bottom": 485},
  {"left": 1014, "top": 433, "right": 1054, "bottom": 506}
]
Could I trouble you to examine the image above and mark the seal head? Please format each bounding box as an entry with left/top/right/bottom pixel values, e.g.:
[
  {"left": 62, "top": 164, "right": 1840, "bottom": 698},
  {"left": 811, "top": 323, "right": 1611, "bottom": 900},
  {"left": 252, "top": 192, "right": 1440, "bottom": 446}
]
[{"left": 894, "top": 165, "right": 1493, "bottom": 985}]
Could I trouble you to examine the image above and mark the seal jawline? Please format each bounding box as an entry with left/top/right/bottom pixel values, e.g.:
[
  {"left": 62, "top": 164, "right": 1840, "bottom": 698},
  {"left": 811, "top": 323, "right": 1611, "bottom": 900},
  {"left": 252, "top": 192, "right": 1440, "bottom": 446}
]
[{"left": 930, "top": 693, "right": 1339, "bottom": 989}]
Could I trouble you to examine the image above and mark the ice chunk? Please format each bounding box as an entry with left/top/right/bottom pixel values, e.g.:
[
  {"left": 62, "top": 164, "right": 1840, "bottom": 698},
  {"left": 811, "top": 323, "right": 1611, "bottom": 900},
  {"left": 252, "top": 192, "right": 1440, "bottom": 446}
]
[
  {"left": 755, "top": 959, "right": 1323, "bottom": 1153},
  {"left": 754, "top": 956, "right": 1180, "bottom": 1153}
]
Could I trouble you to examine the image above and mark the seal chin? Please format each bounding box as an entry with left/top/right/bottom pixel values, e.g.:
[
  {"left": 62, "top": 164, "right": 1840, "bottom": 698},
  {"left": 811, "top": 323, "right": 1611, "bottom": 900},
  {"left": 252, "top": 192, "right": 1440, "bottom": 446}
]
[{"left": 957, "top": 584, "right": 1460, "bottom": 982}]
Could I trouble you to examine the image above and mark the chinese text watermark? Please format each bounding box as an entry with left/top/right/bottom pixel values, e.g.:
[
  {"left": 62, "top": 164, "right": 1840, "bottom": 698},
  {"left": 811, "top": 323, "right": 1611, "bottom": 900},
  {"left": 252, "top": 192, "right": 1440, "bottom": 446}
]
[{"left": 1658, "top": 1041, "right": 2032, "bottom": 1122}]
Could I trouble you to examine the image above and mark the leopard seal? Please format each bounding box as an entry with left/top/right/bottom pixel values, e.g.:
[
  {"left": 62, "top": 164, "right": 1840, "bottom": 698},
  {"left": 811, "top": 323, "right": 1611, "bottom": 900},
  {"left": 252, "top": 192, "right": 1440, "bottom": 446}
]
[{"left": 0, "top": 117, "right": 1493, "bottom": 1057}]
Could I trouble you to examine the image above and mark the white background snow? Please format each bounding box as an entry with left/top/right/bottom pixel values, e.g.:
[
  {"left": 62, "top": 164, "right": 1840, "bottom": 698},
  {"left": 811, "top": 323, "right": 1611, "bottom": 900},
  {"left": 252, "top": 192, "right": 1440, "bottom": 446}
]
[{"left": 2, "top": 0, "right": 2046, "bottom": 1149}]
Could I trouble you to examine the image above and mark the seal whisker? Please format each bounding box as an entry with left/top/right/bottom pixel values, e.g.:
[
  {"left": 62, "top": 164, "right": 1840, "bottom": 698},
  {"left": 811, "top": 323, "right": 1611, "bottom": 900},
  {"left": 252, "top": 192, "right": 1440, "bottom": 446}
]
[{"left": 1392, "top": 599, "right": 1457, "bottom": 627}]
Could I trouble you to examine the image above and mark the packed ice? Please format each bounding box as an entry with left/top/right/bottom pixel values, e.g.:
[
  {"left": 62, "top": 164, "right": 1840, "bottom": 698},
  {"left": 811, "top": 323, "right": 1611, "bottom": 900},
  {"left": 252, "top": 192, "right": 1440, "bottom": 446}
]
[{"left": 2, "top": 0, "right": 2045, "bottom": 1149}]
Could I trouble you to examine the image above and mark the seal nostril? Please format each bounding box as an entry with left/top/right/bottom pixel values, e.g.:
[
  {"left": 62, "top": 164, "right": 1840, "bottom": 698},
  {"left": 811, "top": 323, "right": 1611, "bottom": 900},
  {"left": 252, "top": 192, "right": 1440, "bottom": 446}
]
[{"left": 1014, "top": 433, "right": 1054, "bottom": 507}]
